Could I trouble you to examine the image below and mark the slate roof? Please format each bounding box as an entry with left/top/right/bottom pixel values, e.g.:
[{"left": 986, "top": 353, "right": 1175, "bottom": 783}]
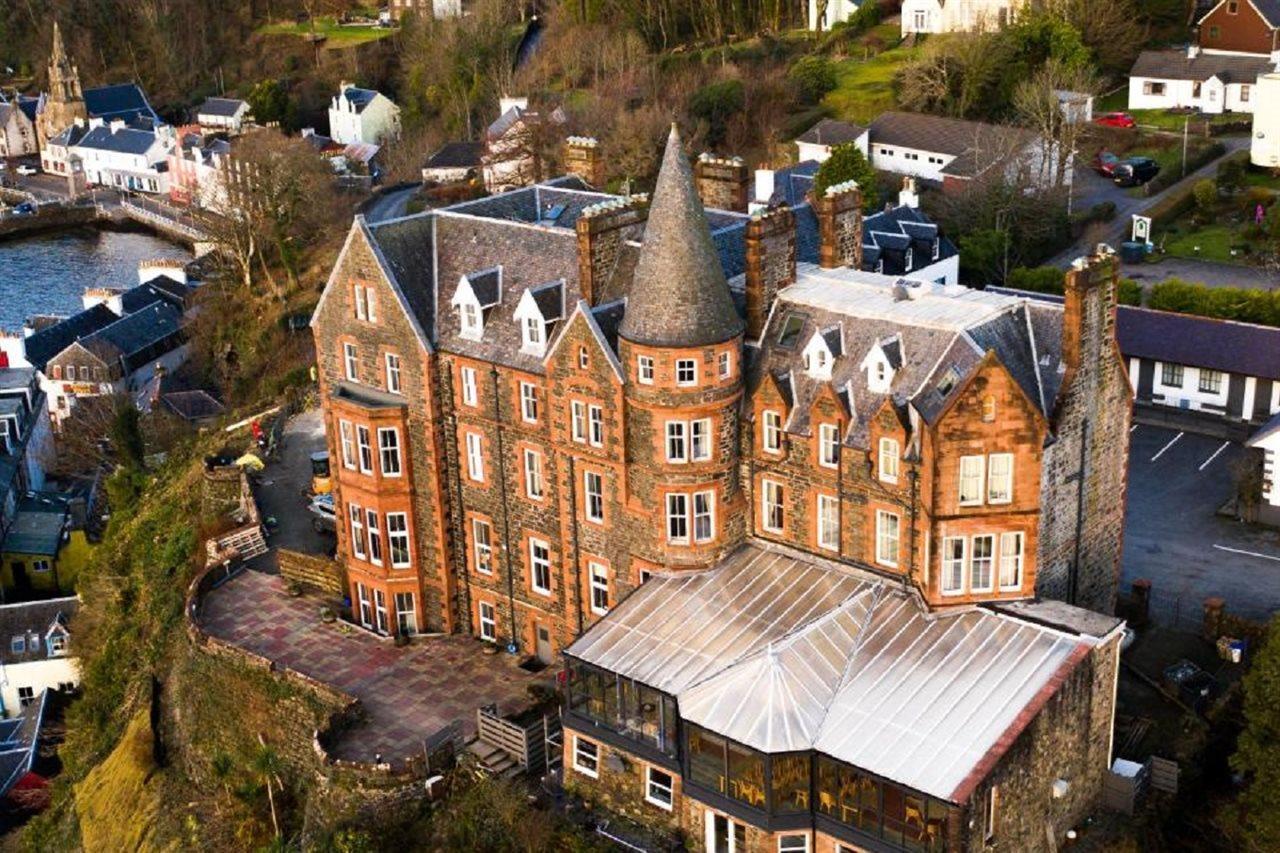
[
  {"left": 1200, "top": 0, "right": 1280, "bottom": 26},
  {"left": 1115, "top": 305, "right": 1280, "bottom": 381},
  {"left": 869, "top": 112, "right": 1034, "bottom": 179},
  {"left": 0, "top": 598, "right": 76, "bottom": 666},
  {"left": 361, "top": 215, "right": 437, "bottom": 349},
  {"left": 796, "top": 118, "right": 867, "bottom": 147},
  {"left": 752, "top": 267, "right": 1050, "bottom": 445},
  {"left": 22, "top": 304, "right": 118, "bottom": 371},
  {"left": 424, "top": 141, "right": 483, "bottom": 170},
  {"left": 1250, "top": 409, "right": 1280, "bottom": 446},
  {"left": 48, "top": 122, "right": 89, "bottom": 149},
  {"left": 1129, "top": 49, "right": 1274, "bottom": 83},
  {"left": 79, "top": 302, "right": 184, "bottom": 373},
  {"left": 618, "top": 126, "right": 744, "bottom": 348},
  {"left": 0, "top": 689, "right": 46, "bottom": 799},
  {"left": 339, "top": 87, "right": 379, "bottom": 113},
  {"left": 197, "top": 97, "right": 248, "bottom": 118},
  {"left": 83, "top": 83, "right": 157, "bottom": 124},
  {"left": 2, "top": 498, "right": 67, "bottom": 557},
  {"left": 568, "top": 542, "right": 1114, "bottom": 803},
  {"left": 16, "top": 96, "right": 40, "bottom": 124},
  {"left": 863, "top": 204, "right": 957, "bottom": 277},
  {"left": 73, "top": 125, "right": 160, "bottom": 156},
  {"left": 162, "top": 390, "right": 225, "bottom": 422},
  {"left": 120, "top": 277, "right": 190, "bottom": 313}
]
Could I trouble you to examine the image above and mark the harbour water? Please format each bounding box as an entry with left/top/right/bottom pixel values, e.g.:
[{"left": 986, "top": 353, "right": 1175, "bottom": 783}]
[{"left": 0, "top": 228, "right": 191, "bottom": 333}]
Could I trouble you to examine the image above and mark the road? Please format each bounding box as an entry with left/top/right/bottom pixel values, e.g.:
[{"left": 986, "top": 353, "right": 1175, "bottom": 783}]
[
  {"left": 252, "top": 408, "right": 333, "bottom": 570},
  {"left": 1120, "top": 256, "right": 1278, "bottom": 291},
  {"left": 1049, "top": 137, "right": 1251, "bottom": 269},
  {"left": 1123, "top": 424, "right": 1280, "bottom": 622},
  {"left": 363, "top": 183, "right": 421, "bottom": 223}
]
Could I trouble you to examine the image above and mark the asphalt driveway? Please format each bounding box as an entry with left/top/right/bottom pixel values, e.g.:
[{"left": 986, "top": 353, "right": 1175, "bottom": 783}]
[
  {"left": 1122, "top": 424, "right": 1280, "bottom": 621},
  {"left": 252, "top": 407, "right": 333, "bottom": 570}
]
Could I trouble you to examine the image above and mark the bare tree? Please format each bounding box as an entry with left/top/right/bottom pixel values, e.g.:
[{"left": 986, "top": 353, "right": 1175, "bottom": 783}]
[{"left": 1013, "top": 58, "right": 1099, "bottom": 190}]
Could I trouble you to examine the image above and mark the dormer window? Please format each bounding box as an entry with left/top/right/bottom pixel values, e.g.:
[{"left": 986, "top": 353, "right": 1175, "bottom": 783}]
[
  {"left": 802, "top": 327, "right": 841, "bottom": 381},
  {"left": 452, "top": 267, "right": 502, "bottom": 341},
  {"left": 513, "top": 280, "right": 564, "bottom": 357},
  {"left": 932, "top": 238, "right": 940, "bottom": 261},
  {"left": 48, "top": 630, "right": 67, "bottom": 656},
  {"left": 862, "top": 338, "right": 900, "bottom": 395},
  {"left": 904, "top": 248, "right": 914, "bottom": 271}
]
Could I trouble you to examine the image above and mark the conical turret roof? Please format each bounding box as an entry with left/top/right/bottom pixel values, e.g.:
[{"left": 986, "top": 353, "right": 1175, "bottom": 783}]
[{"left": 618, "top": 125, "right": 744, "bottom": 348}]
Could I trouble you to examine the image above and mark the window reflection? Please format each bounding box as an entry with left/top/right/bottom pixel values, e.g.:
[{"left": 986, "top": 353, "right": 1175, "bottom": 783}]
[
  {"left": 816, "top": 756, "right": 946, "bottom": 852},
  {"left": 565, "top": 660, "right": 677, "bottom": 756}
]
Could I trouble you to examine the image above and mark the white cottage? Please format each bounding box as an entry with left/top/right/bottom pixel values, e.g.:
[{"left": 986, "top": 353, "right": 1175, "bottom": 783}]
[
  {"left": 1129, "top": 47, "right": 1276, "bottom": 115},
  {"left": 328, "top": 83, "right": 401, "bottom": 146}
]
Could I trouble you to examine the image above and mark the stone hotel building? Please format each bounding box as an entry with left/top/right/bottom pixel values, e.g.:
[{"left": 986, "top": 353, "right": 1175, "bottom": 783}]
[{"left": 313, "top": 128, "right": 1132, "bottom": 851}]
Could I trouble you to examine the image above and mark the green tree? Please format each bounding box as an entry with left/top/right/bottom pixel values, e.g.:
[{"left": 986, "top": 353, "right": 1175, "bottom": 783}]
[
  {"left": 1217, "top": 157, "right": 1247, "bottom": 195},
  {"left": 246, "top": 79, "right": 294, "bottom": 128},
  {"left": 959, "top": 228, "right": 1013, "bottom": 284},
  {"left": 813, "top": 143, "right": 879, "bottom": 211},
  {"left": 788, "top": 56, "right": 837, "bottom": 104},
  {"left": 1193, "top": 179, "right": 1218, "bottom": 222},
  {"left": 689, "top": 79, "right": 745, "bottom": 148},
  {"left": 1232, "top": 617, "right": 1280, "bottom": 849},
  {"left": 109, "top": 400, "right": 146, "bottom": 471}
]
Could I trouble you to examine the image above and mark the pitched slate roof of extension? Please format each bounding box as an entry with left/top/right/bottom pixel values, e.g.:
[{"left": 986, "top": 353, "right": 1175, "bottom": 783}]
[
  {"left": 1130, "top": 49, "right": 1274, "bottom": 83},
  {"left": 796, "top": 118, "right": 867, "bottom": 147},
  {"left": 1116, "top": 305, "right": 1280, "bottom": 380},
  {"left": 618, "top": 125, "right": 744, "bottom": 348},
  {"left": 423, "top": 141, "right": 484, "bottom": 170},
  {"left": 0, "top": 597, "right": 77, "bottom": 666},
  {"left": 84, "top": 83, "right": 157, "bottom": 124},
  {"left": 568, "top": 542, "right": 1115, "bottom": 803},
  {"left": 870, "top": 111, "right": 1033, "bottom": 159},
  {"left": 79, "top": 302, "right": 184, "bottom": 373},
  {"left": 197, "top": 97, "right": 248, "bottom": 118}
]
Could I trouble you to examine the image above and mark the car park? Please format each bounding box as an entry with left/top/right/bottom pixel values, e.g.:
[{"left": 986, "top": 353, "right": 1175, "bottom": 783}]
[{"left": 1092, "top": 150, "right": 1121, "bottom": 176}]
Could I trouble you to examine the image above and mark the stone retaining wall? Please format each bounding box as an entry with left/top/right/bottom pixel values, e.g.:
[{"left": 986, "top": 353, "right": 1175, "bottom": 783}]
[
  {"left": 279, "top": 548, "right": 347, "bottom": 597},
  {"left": 0, "top": 203, "right": 97, "bottom": 240}
]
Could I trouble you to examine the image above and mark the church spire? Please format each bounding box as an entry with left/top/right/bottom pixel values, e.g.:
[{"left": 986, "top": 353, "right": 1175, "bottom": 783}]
[
  {"left": 47, "top": 21, "right": 83, "bottom": 105},
  {"left": 618, "top": 124, "right": 744, "bottom": 348}
]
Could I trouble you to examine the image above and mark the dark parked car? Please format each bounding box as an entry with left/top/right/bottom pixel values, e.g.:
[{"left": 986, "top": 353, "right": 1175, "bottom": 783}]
[
  {"left": 1092, "top": 150, "right": 1122, "bottom": 176},
  {"left": 1113, "top": 157, "right": 1160, "bottom": 187},
  {"left": 1094, "top": 112, "right": 1137, "bottom": 129}
]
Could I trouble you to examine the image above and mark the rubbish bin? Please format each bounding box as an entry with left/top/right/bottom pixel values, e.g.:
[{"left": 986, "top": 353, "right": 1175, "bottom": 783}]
[{"left": 1120, "top": 241, "right": 1146, "bottom": 264}]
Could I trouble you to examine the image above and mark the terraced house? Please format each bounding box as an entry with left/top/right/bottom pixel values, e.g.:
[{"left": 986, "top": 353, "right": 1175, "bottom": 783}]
[{"left": 312, "top": 128, "right": 1131, "bottom": 849}]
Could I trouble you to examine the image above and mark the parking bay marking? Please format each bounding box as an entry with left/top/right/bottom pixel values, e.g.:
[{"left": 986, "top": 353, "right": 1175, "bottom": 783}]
[
  {"left": 1199, "top": 441, "right": 1230, "bottom": 472},
  {"left": 1150, "top": 431, "right": 1183, "bottom": 462},
  {"left": 1213, "top": 545, "right": 1280, "bottom": 564}
]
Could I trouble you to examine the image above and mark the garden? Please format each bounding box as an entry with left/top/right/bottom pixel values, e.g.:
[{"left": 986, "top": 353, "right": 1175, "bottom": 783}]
[{"left": 1153, "top": 159, "right": 1280, "bottom": 266}]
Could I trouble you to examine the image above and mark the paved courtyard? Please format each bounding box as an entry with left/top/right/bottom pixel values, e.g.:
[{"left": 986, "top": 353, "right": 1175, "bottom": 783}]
[
  {"left": 1123, "top": 424, "right": 1280, "bottom": 621},
  {"left": 200, "top": 569, "right": 549, "bottom": 763}
]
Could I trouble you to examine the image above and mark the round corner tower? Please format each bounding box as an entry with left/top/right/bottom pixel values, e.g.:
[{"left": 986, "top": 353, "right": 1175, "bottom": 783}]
[{"left": 618, "top": 126, "right": 746, "bottom": 571}]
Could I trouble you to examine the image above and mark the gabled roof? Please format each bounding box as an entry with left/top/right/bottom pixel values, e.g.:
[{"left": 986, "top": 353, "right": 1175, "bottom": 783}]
[
  {"left": 1115, "top": 305, "right": 1280, "bottom": 381},
  {"left": 83, "top": 83, "right": 157, "bottom": 124},
  {"left": 568, "top": 543, "right": 1114, "bottom": 803},
  {"left": 338, "top": 86, "right": 379, "bottom": 112},
  {"left": 796, "top": 118, "right": 867, "bottom": 147},
  {"left": 163, "top": 390, "right": 224, "bottom": 422},
  {"left": 197, "top": 97, "right": 248, "bottom": 118},
  {"left": 78, "top": 302, "right": 183, "bottom": 373},
  {"left": 73, "top": 124, "right": 160, "bottom": 156},
  {"left": 1129, "top": 49, "right": 1274, "bottom": 83},
  {"left": 618, "top": 125, "right": 744, "bottom": 348},
  {"left": 1, "top": 497, "right": 67, "bottom": 556},
  {"left": 22, "top": 304, "right": 118, "bottom": 371},
  {"left": 0, "top": 597, "right": 77, "bottom": 666},
  {"left": 1200, "top": 0, "right": 1280, "bottom": 27},
  {"left": 424, "top": 141, "right": 484, "bottom": 170}
]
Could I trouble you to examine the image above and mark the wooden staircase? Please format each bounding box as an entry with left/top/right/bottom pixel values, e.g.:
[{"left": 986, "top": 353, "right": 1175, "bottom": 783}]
[{"left": 466, "top": 739, "right": 522, "bottom": 779}]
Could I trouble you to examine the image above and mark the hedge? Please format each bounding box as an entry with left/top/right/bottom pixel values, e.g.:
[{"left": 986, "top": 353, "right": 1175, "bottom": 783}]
[
  {"left": 1148, "top": 279, "right": 1280, "bottom": 327},
  {"left": 1142, "top": 141, "right": 1226, "bottom": 195},
  {"left": 1005, "top": 266, "right": 1143, "bottom": 306}
]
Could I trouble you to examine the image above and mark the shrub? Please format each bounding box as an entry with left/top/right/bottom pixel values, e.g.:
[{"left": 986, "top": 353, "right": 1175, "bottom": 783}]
[
  {"left": 1149, "top": 278, "right": 1280, "bottom": 327},
  {"left": 813, "top": 143, "right": 880, "bottom": 210},
  {"left": 1006, "top": 266, "right": 1065, "bottom": 295},
  {"left": 688, "top": 79, "right": 745, "bottom": 147},
  {"left": 788, "top": 56, "right": 838, "bottom": 104},
  {"left": 1088, "top": 200, "right": 1117, "bottom": 223},
  {"left": 1117, "top": 278, "right": 1143, "bottom": 306},
  {"left": 1193, "top": 179, "right": 1218, "bottom": 221},
  {"left": 1217, "top": 157, "right": 1246, "bottom": 195}
]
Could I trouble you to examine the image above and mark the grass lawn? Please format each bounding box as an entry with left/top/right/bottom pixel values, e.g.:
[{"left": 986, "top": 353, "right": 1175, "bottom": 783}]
[
  {"left": 258, "top": 17, "right": 396, "bottom": 47},
  {"left": 822, "top": 35, "right": 922, "bottom": 125},
  {"left": 1127, "top": 109, "right": 1247, "bottom": 133},
  {"left": 1159, "top": 223, "right": 1248, "bottom": 264}
]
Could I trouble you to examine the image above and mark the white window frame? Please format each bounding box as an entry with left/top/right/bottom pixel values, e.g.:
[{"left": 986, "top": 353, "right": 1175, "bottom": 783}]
[
  {"left": 460, "top": 366, "right": 478, "bottom": 407},
  {"left": 387, "top": 512, "right": 411, "bottom": 567},
  {"left": 718, "top": 351, "right": 732, "bottom": 380},
  {"left": 645, "top": 766, "right": 674, "bottom": 810},
  {"left": 878, "top": 437, "right": 899, "bottom": 484},
  {"left": 589, "top": 562, "right": 609, "bottom": 615},
  {"left": 583, "top": 470, "right": 604, "bottom": 523},
  {"left": 395, "top": 591, "right": 416, "bottom": 635},
  {"left": 465, "top": 432, "right": 484, "bottom": 482},
  {"left": 472, "top": 518, "right": 493, "bottom": 574},
  {"left": 385, "top": 352, "right": 401, "bottom": 394},
  {"left": 984, "top": 785, "right": 999, "bottom": 842},
  {"left": 522, "top": 316, "right": 546, "bottom": 352},
  {"left": 762, "top": 410, "right": 783, "bottom": 454},
  {"left": 817, "top": 494, "right": 839, "bottom": 552},
  {"left": 819, "top": 423, "right": 840, "bottom": 469},
  {"left": 519, "top": 382, "right": 539, "bottom": 423},
  {"left": 339, "top": 419, "right": 356, "bottom": 470},
  {"left": 970, "top": 534, "right": 995, "bottom": 593},
  {"left": 460, "top": 302, "right": 482, "bottom": 338},
  {"left": 578, "top": 346, "right": 590, "bottom": 370},
  {"left": 589, "top": 405, "right": 604, "bottom": 447},
  {"left": 999, "top": 532, "right": 1024, "bottom": 590},
  {"left": 665, "top": 421, "right": 688, "bottom": 463},
  {"left": 572, "top": 736, "right": 599, "bottom": 778},
  {"left": 638, "top": 355, "right": 654, "bottom": 384},
  {"left": 761, "top": 479, "right": 784, "bottom": 533},
  {"left": 366, "top": 509, "right": 383, "bottom": 566},
  {"left": 987, "top": 453, "right": 1013, "bottom": 504},
  {"left": 571, "top": 400, "right": 588, "bottom": 443},
  {"left": 693, "top": 490, "right": 715, "bottom": 544},
  {"left": 676, "top": 358, "right": 698, "bottom": 386},
  {"left": 875, "top": 510, "right": 900, "bottom": 568},
  {"left": 523, "top": 449, "right": 545, "bottom": 500},
  {"left": 958, "top": 455, "right": 985, "bottom": 506},
  {"left": 942, "top": 536, "right": 965, "bottom": 595},
  {"left": 529, "top": 538, "right": 552, "bottom": 596},
  {"left": 691, "top": 418, "right": 712, "bottom": 462},
  {"left": 374, "top": 589, "right": 389, "bottom": 634},
  {"left": 357, "top": 425, "right": 373, "bottom": 474},
  {"left": 343, "top": 342, "right": 359, "bottom": 381},
  {"left": 356, "top": 583, "right": 372, "bottom": 627},
  {"left": 479, "top": 600, "right": 497, "bottom": 641},
  {"left": 778, "top": 835, "right": 809, "bottom": 853},
  {"left": 355, "top": 285, "right": 368, "bottom": 321},
  {"left": 349, "top": 502, "right": 366, "bottom": 560},
  {"left": 378, "top": 427, "right": 402, "bottom": 477},
  {"left": 666, "top": 493, "right": 690, "bottom": 544}
]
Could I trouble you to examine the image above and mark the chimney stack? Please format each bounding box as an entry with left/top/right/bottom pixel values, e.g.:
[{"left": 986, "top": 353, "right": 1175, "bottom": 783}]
[
  {"left": 744, "top": 205, "right": 796, "bottom": 340},
  {"left": 575, "top": 194, "right": 650, "bottom": 307},
  {"left": 694, "top": 152, "right": 749, "bottom": 213},
  {"left": 813, "top": 180, "right": 863, "bottom": 269},
  {"left": 564, "top": 136, "right": 606, "bottom": 188},
  {"left": 1062, "top": 246, "right": 1118, "bottom": 377}
]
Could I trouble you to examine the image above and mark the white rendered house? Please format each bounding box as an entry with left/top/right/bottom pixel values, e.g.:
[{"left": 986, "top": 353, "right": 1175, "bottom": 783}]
[
  {"left": 900, "top": 0, "right": 1026, "bottom": 36},
  {"left": 807, "top": 0, "right": 863, "bottom": 31},
  {"left": 69, "top": 118, "right": 174, "bottom": 194},
  {"left": 0, "top": 598, "right": 79, "bottom": 719},
  {"left": 1251, "top": 72, "right": 1280, "bottom": 166},
  {"left": 1129, "top": 47, "right": 1276, "bottom": 115},
  {"left": 1249, "top": 414, "right": 1280, "bottom": 526},
  {"left": 328, "top": 84, "right": 401, "bottom": 146}
]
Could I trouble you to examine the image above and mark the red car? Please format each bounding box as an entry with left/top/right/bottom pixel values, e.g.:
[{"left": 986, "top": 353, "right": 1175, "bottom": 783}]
[
  {"left": 1092, "top": 150, "right": 1122, "bottom": 176},
  {"left": 1094, "top": 112, "right": 1137, "bottom": 129}
]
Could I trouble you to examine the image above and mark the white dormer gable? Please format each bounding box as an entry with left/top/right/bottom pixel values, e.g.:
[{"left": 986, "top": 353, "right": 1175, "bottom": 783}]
[
  {"left": 451, "top": 267, "right": 502, "bottom": 341},
  {"left": 513, "top": 281, "right": 565, "bottom": 356},
  {"left": 46, "top": 623, "right": 68, "bottom": 657},
  {"left": 861, "top": 336, "right": 902, "bottom": 394},
  {"left": 801, "top": 328, "right": 840, "bottom": 380}
]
